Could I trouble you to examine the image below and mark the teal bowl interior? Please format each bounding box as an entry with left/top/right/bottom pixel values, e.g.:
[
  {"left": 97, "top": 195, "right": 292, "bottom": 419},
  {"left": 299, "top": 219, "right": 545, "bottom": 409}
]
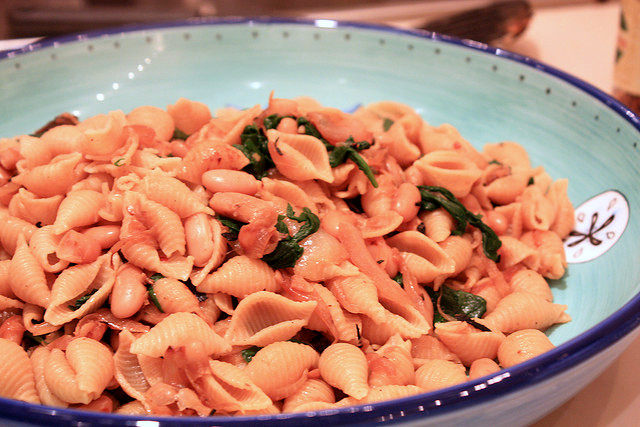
[{"left": 1, "top": 18, "right": 640, "bottom": 426}]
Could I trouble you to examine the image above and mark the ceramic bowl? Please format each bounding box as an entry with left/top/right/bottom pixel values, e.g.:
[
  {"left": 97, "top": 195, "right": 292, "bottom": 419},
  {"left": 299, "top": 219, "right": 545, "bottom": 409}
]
[{"left": 1, "top": 17, "right": 639, "bottom": 427}]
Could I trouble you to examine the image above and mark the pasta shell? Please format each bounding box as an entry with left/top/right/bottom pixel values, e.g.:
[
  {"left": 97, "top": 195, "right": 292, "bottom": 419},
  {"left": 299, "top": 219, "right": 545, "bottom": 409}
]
[
  {"left": 319, "top": 343, "right": 369, "bottom": 400},
  {"left": 434, "top": 320, "right": 506, "bottom": 366},
  {"left": 376, "top": 121, "right": 421, "bottom": 167},
  {"left": 368, "top": 337, "right": 415, "bottom": 387},
  {"left": 130, "top": 312, "right": 231, "bottom": 358},
  {"left": 520, "top": 230, "right": 567, "bottom": 280},
  {"left": 52, "top": 190, "right": 104, "bottom": 235},
  {"left": 0, "top": 260, "right": 12, "bottom": 298},
  {"left": 224, "top": 291, "right": 317, "bottom": 347},
  {"left": 468, "top": 358, "right": 501, "bottom": 380},
  {"left": 29, "top": 226, "right": 69, "bottom": 273},
  {"left": 30, "top": 346, "right": 67, "bottom": 407},
  {"left": 386, "top": 231, "right": 456, "bottom": 284},
  {"left": 244, "top": 341, "right": 319, "bottom": 401},
  {"left": 194, "top": 360, "right": 272, "bottom": 413},
  {"left": 294, "top": 230, "right": 355, "bottom": 282},
  {"left": 12, "top": 152, "right": 86, "bottom": 197},
  {"left": 197, "top": 256, "right": 279, "bottom": 298},
  {"left": 8, "top": 188, "right": 62, "bottom": 226},
  {"left": 326, "top": 274, "right": 386, "bottom": 324},
  {"left": 547, "top": 179, "right": 575, "bottom": 239},
  {"left": 415, "top": 359, "right": 467, "bottom": 392},
  {"left": 175, "top": 139, "right": 249, "bottom": 184},
  {"left": 520, "top": 185, "right": 555, "bottom": 231},
  {"left": 497, "top": 329, "right": 555, "bottom": 368},
  {"left": 420, "top": 208, "right": 455, "bottom": 243},
  {"left": 356, "top": 385, "right": 423, "bottom": 404},
  {"left": 413, "top": 150, "right": 481, "bottom": 198},
  {"left": 282, "top": 378, "right": 335, "bottom": 413},
  {"left": 152, "top": 278, "right": 201, "bottom": 315},
  {"left": 497, "top": 235, "right": 541, "bottom": 270},
  {"left": 0, "top": 212, "right": 37, "bottom": 255},
  {"left": 509, "top": 268, "right": 553, "bottom": 302},
  {"left": 66, "top": 337, "right": 114, "bottom": 401},
  {"left": 44, "top": 254, "right": 115, "bottom": 326},
  {"left": 9, "top": 233, "right": 50, "bottom": 307},
  {"left": 114, "top": 330, "right": 150, "bottom": 402},
  {"left": 140, "top": 173, "right": 213, "bottom": 218},
  {"left": 266, "top": 129, "right": 334, "bottom": 183},
  {"left": 167, "top": 97, "right": 212, "bottom": 135},
  {"left": 0, "top": 338, "right": 40, "bottom": 404},
  {"left": 483, "top": 141, "right": 531, "bottom": 171},
  {"left": 132, "top": 192, "right": 186, "bottom": 258},
  {"left": 305, "top": 282, "right": 362, "bottom": 344},
  {"left": 484, "top": 292, "right": 570, "bottom": 333},
  {"left": 78, "top": 110, "right": 127, "bottom": 156}
]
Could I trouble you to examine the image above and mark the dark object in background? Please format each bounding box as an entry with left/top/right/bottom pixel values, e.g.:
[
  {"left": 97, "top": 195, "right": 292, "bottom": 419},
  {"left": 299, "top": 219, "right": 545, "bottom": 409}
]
[
  {"left": 5, "top": 0, "right": 215, "bottom": 38},
  {"left": 3, "top": 0, "right": 387, "bottom": 39},
  {"left": 420, "top": 0, "right": 532, "bottom": 46}
]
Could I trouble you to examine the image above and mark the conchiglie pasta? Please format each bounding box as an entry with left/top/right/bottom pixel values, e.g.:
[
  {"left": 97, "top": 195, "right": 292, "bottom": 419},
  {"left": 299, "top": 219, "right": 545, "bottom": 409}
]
[
  {"left": 130, "top": 312, "right": 230, "bottom": 358},
  {"left": 0, "top": 95, "right": 576, "bottom": 418},
  {"left": 319, "top": 343, "right": 369, "bottom": 400},
  {"left": 484, "top": 292, "right": 570, "bottom": 333},
  {"left": 224, "top": 291, "right": 317, "bottom": 346},
  {"left": 197, "top": 256, "right": 280, "bottom": 298},
  {"left": 266, "top": 129, "right": 334, "bottom": 183},
  {"left": 415, "top": 359, "right": 467, "bottom": 392},
  {"left": 498, "top": 329, "right": 555, "bottom": 368},
  {"left": 413, "top": 150, "right": 481, "bottom": 198},
  {"left": 244, "top": 341, "right": 319, "bottom": 401},
  {"left": 0, "top": 338, "right": 40, "bottom": 404}
]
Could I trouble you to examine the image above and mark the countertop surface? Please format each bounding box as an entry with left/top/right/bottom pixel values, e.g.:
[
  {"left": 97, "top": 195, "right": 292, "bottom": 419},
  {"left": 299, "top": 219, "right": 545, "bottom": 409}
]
[{"left": 0, "top": 2, "right": 638, "bottom": 425}]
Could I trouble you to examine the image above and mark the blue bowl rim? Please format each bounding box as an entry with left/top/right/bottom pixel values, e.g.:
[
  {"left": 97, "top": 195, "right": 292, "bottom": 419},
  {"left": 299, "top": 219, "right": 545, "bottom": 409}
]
[{"left": 1, "top": 16, "right": 640, "bottom": 426}]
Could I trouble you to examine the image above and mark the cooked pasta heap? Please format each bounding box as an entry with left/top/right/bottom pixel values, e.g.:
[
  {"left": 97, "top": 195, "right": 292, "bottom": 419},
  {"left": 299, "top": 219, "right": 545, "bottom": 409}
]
[{"left": 0, "top": 94, "right": 574, "bottom": 416}]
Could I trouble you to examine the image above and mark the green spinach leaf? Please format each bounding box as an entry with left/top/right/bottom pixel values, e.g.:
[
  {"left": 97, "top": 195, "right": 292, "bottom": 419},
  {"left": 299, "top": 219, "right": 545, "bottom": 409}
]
[
  {"left": 68, "top": 289, "right": 98, "bottom": 311},
  {"left": 426, "top": 286, "right": 487, "bottom": 327},
  {"left": 241, "top": 345, "right": 262, "bottom": 363},
  {"left": 261, "top": 204, "right": 320, "bottom": 269},
  {"left": 418, "top": 185, "right": 502, "bottom": 261},
  {"left": 234, "top": 124, "right": 274, "bottom": 179}
]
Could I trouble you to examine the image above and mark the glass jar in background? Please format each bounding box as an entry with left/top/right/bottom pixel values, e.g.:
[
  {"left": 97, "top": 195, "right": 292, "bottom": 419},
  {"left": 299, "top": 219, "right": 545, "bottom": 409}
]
[{"left": 614, "top": 0, "right": 640, "bottom": 114}]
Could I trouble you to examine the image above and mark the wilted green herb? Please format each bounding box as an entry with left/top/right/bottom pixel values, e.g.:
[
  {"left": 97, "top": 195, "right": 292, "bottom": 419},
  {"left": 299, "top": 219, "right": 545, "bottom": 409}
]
[
  {"left": 241, "top": 346, "right": 262, "bottom": 363},
  {"left": 426, "top": 286, "right": 487, "bottom": 326},
  {"left": 418, "top": 185, "right": 501, "bottom": 261},
  {"left": 150, "top": 273, "right": 164, "bottom": 281},
  {"left": 296, "top": 117, "right": 328, "bottom": 144},
  {"left": 392, "top": 273, "right": 404, "bottom": 288},
  {"left": 24, "top": 331, "right": 46, "bottom": 345},
  {"left": 172, "top": 128, "right": 189, "bottom": 140},
  {"left": 234, "top": 124, "right": 274, "bottom": 179},
  {"left": 68, "top": 289, "right": 98, "bottom": 311},
  {"left": 216, "top": 215, "right": 246, "bottom": 241},
  {"left": 114, "top": 158, "right": 125, "bottom": 167},
  {"left": 147, "top": 285, "right": 164, "bottom": 313},
  {"left": 263, "top": 113, "right": 295, "bottom": 130},
  {"left": 488, "top": 159, "right": 503, "bottom": 165},
  {"left": 382, "top": 118, "right": 394, "bottom": 132},
  {"left": 261, "top": 204, "right": 320, "bottom": 269},
  {"left": 527, "top": 176, "right": 535, "bottom": 185}
]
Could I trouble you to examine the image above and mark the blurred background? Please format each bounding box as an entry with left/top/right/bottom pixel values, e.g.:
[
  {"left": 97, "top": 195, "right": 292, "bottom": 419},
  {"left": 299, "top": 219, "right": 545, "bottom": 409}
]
[
  {"left": 0, "top": 0, "right": 620, "bottom": 94},
  {"left": 0, "top": 0, "right": 609, "bottom": 40}
]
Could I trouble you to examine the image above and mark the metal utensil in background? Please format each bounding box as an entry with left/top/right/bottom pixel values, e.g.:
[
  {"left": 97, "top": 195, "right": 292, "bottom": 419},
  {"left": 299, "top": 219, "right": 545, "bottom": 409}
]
[{"left": 420, "top": 0, "right": 533, "bottom": 47}]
